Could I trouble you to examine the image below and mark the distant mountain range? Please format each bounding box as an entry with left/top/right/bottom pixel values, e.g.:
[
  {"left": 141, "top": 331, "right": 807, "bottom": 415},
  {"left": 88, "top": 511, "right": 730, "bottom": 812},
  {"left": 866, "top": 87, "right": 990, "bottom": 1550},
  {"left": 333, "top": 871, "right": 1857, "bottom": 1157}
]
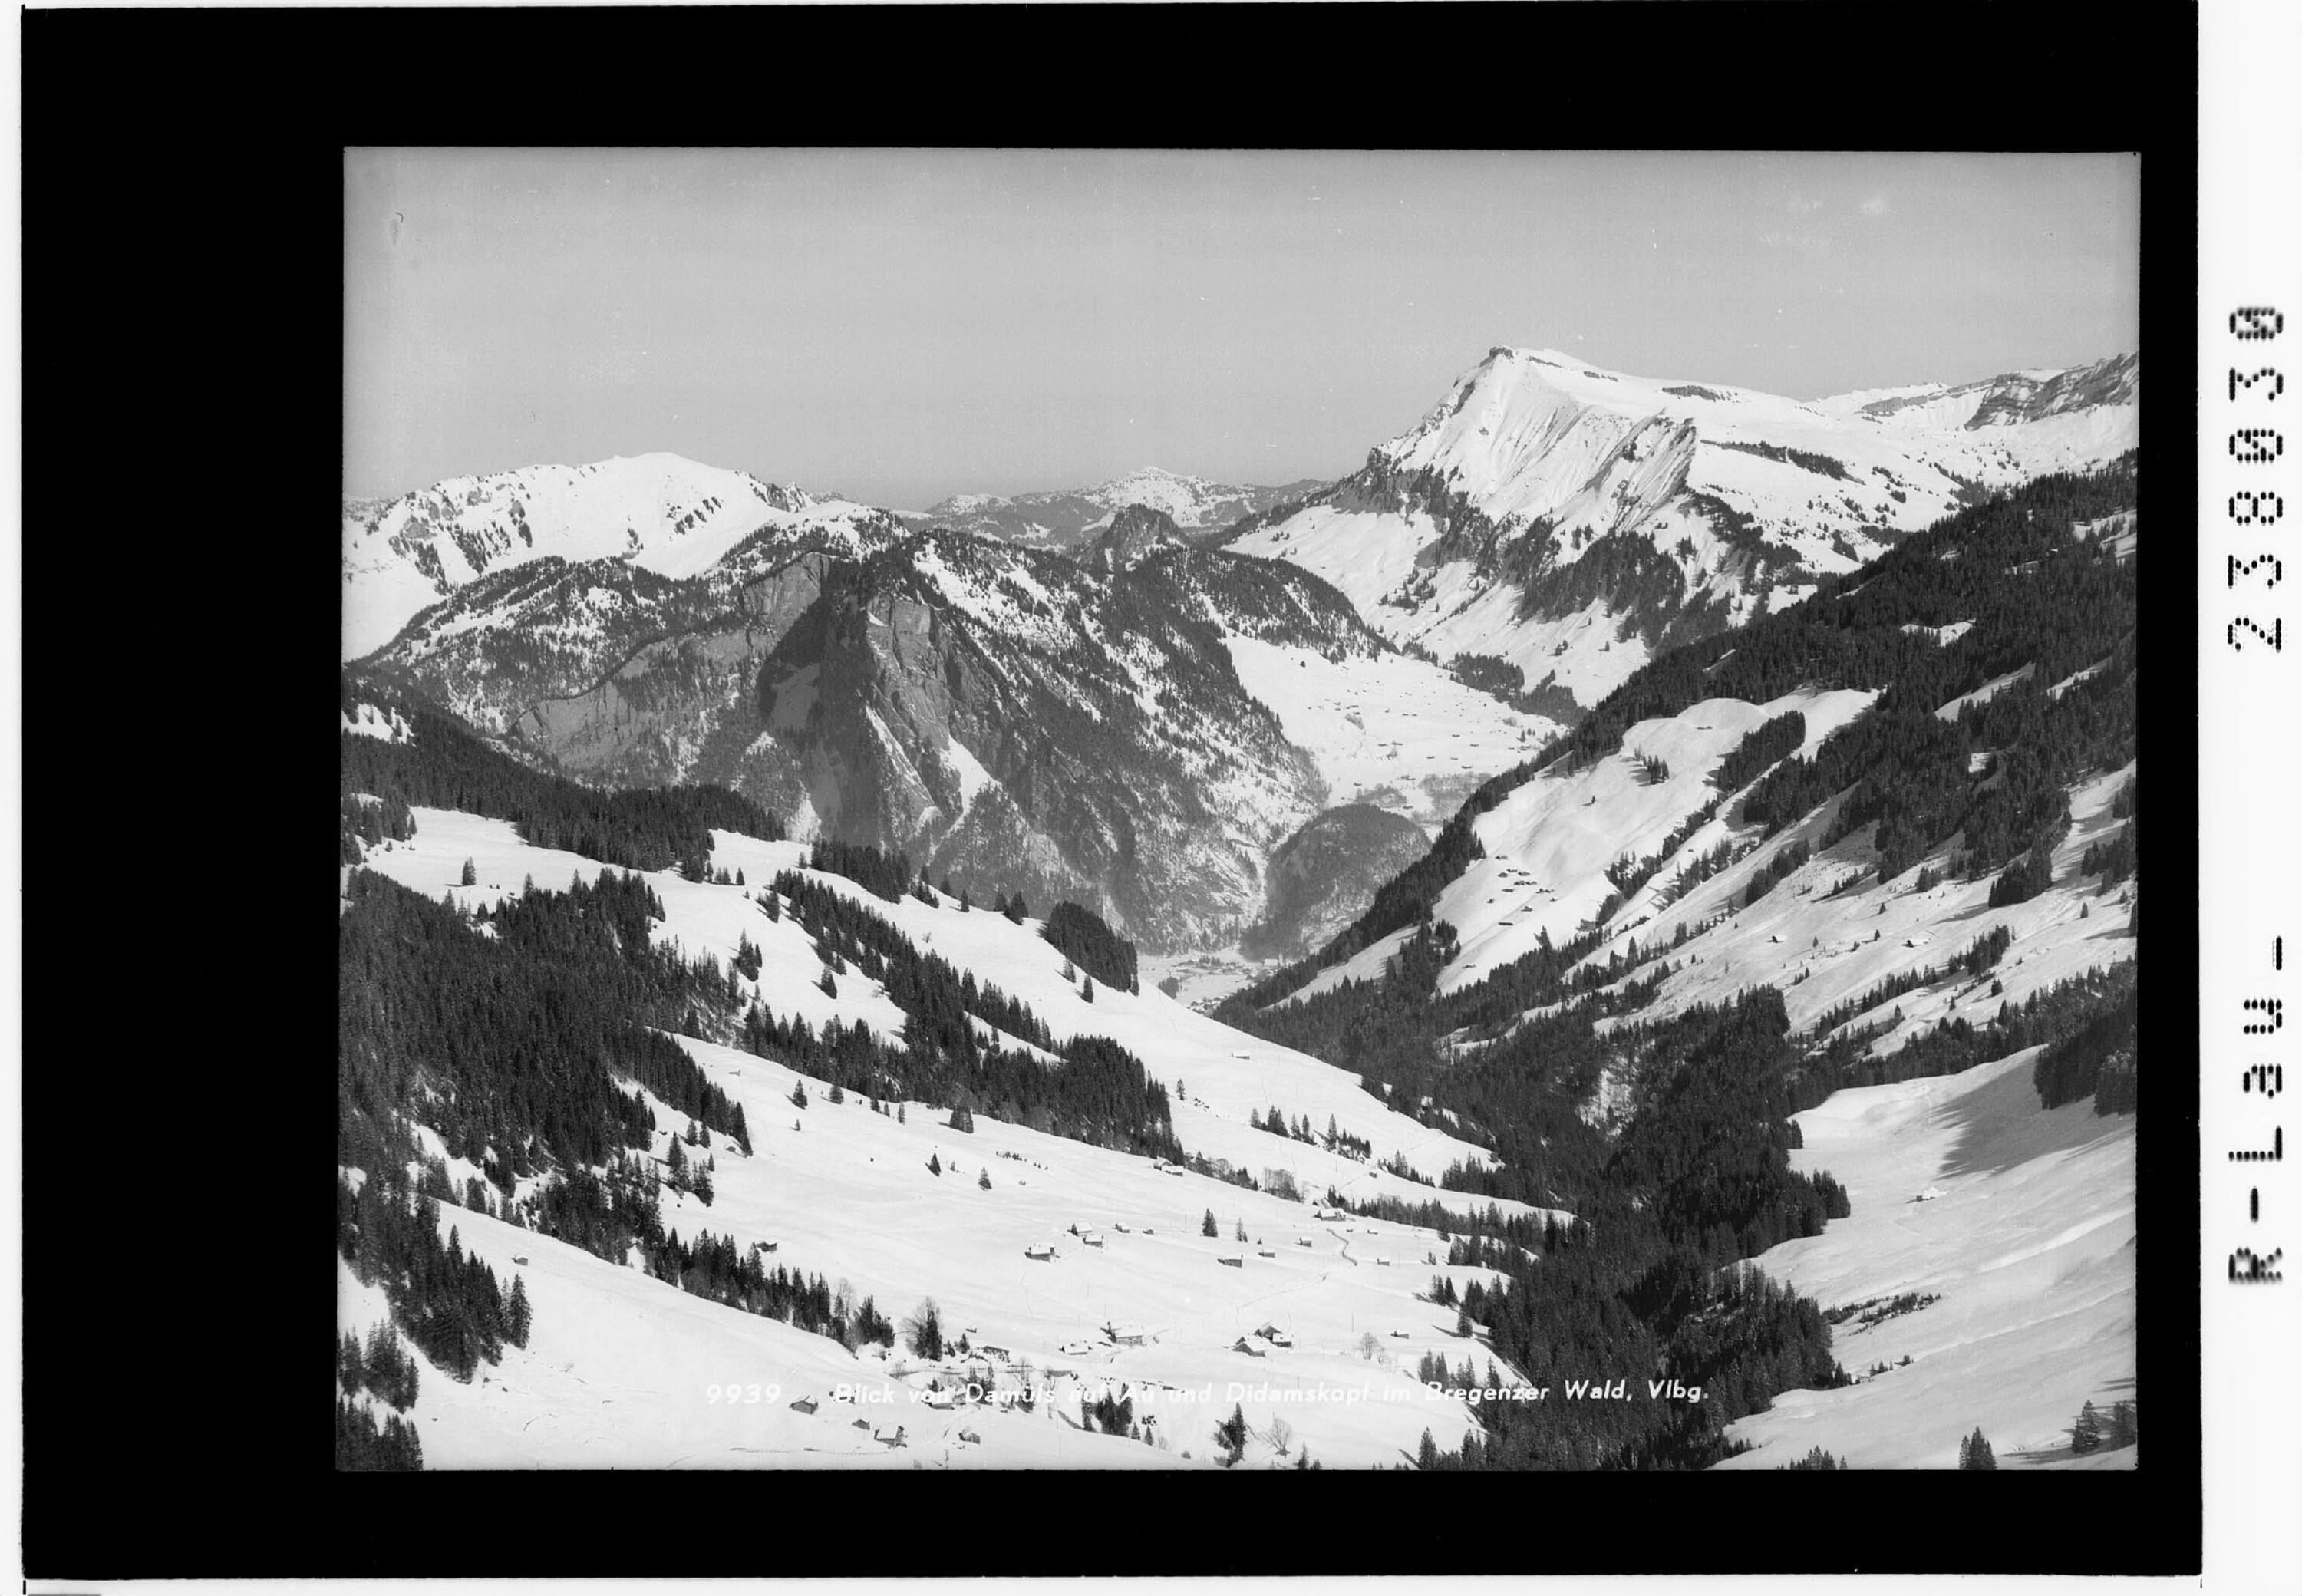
[
  {"left": 339, "top": 348, "right": 2141, "bottom": 1476},
  {"left": 904, "top": 467, "right": 1327, "bottom": 552},
  {"left": 341, "top": 345, "right": 2134, "bottom": 954}
]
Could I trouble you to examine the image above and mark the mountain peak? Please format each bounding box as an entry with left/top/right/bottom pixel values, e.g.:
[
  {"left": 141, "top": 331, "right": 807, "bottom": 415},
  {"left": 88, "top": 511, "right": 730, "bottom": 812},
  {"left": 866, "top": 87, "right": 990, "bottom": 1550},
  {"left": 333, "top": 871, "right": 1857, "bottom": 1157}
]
[{"left": 1080, "top": 503, "right": 1185, "bottom": 572}]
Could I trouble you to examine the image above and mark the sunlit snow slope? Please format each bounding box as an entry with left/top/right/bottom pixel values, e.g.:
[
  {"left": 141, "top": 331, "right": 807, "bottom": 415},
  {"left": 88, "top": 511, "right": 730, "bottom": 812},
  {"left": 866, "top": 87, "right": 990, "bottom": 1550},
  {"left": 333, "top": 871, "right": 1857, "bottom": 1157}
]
[
  {"left": 343, "top": 453, "right": 893, "bottom": 659},
  {"left": 1229, "top": 347, "right": 2137, "bottom": 710},
  {"left": 1712, "top": 1047, "right": 2134, "bottom": 1470},
  {"left": 342, "top": 806, "right": 1553, "bottom": 1469}
]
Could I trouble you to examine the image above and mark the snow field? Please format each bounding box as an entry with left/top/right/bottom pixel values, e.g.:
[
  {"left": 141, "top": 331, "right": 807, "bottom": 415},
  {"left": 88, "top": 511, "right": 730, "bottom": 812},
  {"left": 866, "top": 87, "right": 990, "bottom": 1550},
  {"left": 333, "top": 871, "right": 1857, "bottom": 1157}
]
[
  {"left": 1712, "top": 1047, "right": 2135, "bottom": 1470},
  {"left": 345, "top": 809, "right": 1555, "bottom": 1466},
  {"left": 1427, "top": 687, "right": 1878, "bottom": 996},
  {"left": 1587, "top": 760, "right": 2135, "bottom": 1050},
  {"left": 1222, "top": 636, "right": 1562, "bottom": 827}
]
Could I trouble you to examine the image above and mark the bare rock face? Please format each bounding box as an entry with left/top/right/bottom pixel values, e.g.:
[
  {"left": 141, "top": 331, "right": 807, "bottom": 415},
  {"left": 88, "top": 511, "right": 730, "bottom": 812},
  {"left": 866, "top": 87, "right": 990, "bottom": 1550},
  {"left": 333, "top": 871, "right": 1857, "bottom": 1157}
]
[
  {"left": 363, "top": 523, "right": 1379, "bottom": 951},
  {"left": 1241, "top": 804, "right": 1432, "bottom": 961},
  {"left": 1079, "top": 503, "right": 1186, "bottom": 573}
]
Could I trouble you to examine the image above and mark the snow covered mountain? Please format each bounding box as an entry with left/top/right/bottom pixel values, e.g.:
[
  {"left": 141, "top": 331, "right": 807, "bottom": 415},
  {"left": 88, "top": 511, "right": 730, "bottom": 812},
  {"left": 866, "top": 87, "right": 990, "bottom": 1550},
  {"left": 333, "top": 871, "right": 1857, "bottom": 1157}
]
[
  {"left": 340, "top": 450, "right": 2140, "bottom": 1475},
  {"left": 910, "top": 467, "right": 1325, "bottom": 552},
  {"left": 349, "top": 450, "right": 1566, "bottom": 953},
  {"left": 355, "top": 509, "right": 1497, "bottom": 951},
  {"left": 1222, "top": 347, "right": 2138, "bottom": 717},
  {"left": 341, "top": 452, "right": 905, "bottom": 661},
  {"left": 1219, "top": 454, "right": 2139, "bottom": 1469}
]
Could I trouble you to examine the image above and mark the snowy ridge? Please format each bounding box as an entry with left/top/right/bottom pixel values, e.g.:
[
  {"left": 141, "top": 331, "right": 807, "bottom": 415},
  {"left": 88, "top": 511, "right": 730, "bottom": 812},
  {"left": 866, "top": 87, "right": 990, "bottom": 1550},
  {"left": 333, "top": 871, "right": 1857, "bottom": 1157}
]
[
  {"left": 1229, "top": 346, "right": 2137, "bottom": 709},
  {"left": 343, "top": 452, "right": 895, "bottom": 659},
  {"left": 915, "top": 468, "right": 1324, "bottom": 552}
]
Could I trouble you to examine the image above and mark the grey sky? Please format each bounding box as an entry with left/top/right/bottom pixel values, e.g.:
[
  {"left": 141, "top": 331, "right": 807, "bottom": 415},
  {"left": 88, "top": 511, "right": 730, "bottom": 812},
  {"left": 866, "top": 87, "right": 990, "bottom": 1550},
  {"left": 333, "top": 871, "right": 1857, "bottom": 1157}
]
[{"left": 345, "top": 150, "right": 2140, "bottom": 509}]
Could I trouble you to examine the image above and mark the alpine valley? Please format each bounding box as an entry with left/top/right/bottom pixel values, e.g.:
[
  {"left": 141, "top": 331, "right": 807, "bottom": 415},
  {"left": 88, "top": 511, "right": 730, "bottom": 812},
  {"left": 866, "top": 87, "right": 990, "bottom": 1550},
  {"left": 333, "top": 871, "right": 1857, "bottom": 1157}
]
[{"left": 340, "top": 345, "right": 2140, "bottom": 1474}]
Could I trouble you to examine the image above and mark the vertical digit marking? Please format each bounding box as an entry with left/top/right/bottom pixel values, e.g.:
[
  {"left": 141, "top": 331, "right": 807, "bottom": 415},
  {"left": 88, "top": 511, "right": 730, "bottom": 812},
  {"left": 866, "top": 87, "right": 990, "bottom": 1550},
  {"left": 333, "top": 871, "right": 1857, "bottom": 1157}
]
[
  {"left": 2233, "top": 306, "right": 2285, "bottom": 340},
  {"left": 2232, "top": 367, "right": 2286, "bottom": 400}
]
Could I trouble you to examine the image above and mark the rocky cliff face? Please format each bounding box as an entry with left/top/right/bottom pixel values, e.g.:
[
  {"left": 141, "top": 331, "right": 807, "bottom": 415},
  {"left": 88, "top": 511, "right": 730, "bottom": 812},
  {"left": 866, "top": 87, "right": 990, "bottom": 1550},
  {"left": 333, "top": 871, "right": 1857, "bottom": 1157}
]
[
  {"left": 1225, "top": 346, "right": 2139, "bottom": 715},
  {"left": 1079, "top": 503, "right": 1188, "bottom": 573},
  {"left": 1240, "top": 804, "right": 1433, "bottom": 962},
  {"left": 363, "top": 524, "right": 1385, "bottom": 951}
]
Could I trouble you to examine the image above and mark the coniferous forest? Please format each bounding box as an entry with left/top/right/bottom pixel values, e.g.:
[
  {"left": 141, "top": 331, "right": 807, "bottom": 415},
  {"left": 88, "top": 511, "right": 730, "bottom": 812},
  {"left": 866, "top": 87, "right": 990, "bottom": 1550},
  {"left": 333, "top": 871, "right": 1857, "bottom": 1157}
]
[
  {"left": 341, "top": 674, "right": 784, "bottom": 877},
  {"left": 1205, "top": 463, "right": 2142, "bottom": 1466},
  {"left": 1041, "top": 900, "right": 1142, "bottom": 994},
  {"left": 750, "top": 867, "right": 1180, "bottom": 1157},
  {"left": 1251, "top": 457, "right": 2139, "bottom": 998}
]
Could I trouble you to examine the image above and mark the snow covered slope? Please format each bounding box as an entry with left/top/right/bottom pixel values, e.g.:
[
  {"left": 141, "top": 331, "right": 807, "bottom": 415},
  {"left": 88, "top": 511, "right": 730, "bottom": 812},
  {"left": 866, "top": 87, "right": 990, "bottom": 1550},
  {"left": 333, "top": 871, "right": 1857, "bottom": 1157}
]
[
  {"left": 341, "top": 806, "right": 1552, "bottom": 1468},
  {"left": 1712, "top": 1047, "right": 2135, "bottom": 1470},
  {"left": 1434, "top": 688, "right": 1878, "bottom": 997},
  {"left": 343, "top": 453, "right": 902, "bottom": 660},
  {"left": 1227, "top": 347, "right": 2137, "bottom": 711},
  {"left": 1223, "top": 636, "right": 1560, "bottom": 830},
  {"left": 352, "top": 807, "right": 1524, "bottom": 1207}
]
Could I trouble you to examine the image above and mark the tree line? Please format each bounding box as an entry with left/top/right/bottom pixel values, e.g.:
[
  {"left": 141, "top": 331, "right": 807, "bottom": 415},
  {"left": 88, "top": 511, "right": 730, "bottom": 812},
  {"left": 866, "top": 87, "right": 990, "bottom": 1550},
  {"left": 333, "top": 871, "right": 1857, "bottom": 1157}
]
[{"left": 339, "top": 671, "right": 784, "bottom": 876}]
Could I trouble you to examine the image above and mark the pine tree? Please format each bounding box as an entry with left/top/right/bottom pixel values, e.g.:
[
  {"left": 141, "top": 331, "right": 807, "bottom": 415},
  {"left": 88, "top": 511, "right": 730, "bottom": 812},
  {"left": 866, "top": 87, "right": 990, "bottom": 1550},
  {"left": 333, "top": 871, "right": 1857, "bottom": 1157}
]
[
  {"left": 1215, "top": 1403, "right": 1249, "bottom": 1465},
  {"left": 978, "top": 1167, "right": 991, "bottom": 1190},
  {"left": 506, "top": 1276, "right": 533, "bottom": 1348},
  {"left": 2109, "top": 1399, "right": 2137, "bottom": 1448},
  {"left": 2071, "top": 1399, "right": 2102, "bottom": 1454},
  {"left": 790, "top": 1081, "right": 809, "bottom": 1110},
  {"left": 1202, "top": 1208, "right": 1218, "bottom": 1237},
  {"left": 1082, "top": 975, "right": 1095, "bottom": 1004},
  {"left": 460, "top": 858, "right": 477, "bottom": 886},
  {"left": 928, "top": 1152, "right": 942, "bottom": 1176},
  {"left": 897, "top": 1103, "right": 906, "bottom": 1124},
  {"left": 829, "top": 1082, "right": 845, "bottom": 1105},
  {"left": 1958, "top": 1426, "right": 1996, "bottom": 1469}
]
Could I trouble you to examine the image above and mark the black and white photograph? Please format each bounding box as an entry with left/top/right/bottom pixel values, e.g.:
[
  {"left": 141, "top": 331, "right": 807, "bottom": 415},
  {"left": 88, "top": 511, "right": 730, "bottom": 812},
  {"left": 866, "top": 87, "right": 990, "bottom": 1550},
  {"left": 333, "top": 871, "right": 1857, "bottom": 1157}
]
[{"left": 335, "top": 144, "right": 2147, "bottom": 1484}]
